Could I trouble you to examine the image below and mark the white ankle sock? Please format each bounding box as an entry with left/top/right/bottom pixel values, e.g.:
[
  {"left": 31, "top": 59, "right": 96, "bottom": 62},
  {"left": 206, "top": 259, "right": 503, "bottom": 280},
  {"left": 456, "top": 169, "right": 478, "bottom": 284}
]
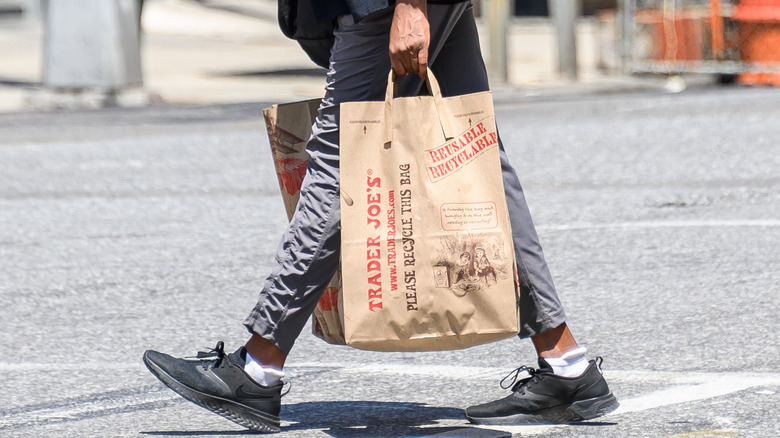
[
  {"left": 544, "top": 346, "right": 589, "bottom": 377},
  {"left": 244, "top": 351, "right": 285, "bottom": 386}
]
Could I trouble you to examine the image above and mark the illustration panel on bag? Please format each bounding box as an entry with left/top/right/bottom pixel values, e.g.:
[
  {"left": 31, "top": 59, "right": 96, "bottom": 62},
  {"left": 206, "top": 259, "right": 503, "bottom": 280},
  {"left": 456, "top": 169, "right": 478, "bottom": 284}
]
[{"left": 434, "top": 232, "right": 510, "bottom": 294}]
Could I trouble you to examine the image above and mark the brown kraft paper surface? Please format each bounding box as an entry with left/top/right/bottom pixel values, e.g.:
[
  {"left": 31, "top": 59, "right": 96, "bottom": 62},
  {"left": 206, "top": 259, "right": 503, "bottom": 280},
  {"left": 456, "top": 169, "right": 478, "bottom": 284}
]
[{"left": 339, "top": 88, "right": 520, "bottom": 351}]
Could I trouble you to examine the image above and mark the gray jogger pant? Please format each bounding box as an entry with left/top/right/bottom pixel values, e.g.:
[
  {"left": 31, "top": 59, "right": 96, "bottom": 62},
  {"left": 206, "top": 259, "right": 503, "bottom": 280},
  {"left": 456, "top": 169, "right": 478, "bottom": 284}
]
[{"left": 244, "top": 3, "right": 566, "bottom": 353}]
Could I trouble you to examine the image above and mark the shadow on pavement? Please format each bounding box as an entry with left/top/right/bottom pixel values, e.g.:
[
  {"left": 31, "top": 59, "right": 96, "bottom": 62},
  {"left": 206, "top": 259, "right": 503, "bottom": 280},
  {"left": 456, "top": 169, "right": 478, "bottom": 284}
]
[
  {"left": 0, "top": 77, "right": 39, "bottom": 87},
  {"left": 568, "top": 421, "right": 619, "bottom": 426},
  {"left": 141, "top": 431, "right": 257, "bottom": 436},
  {"left": 281, "top": 400, "right": 510, "bottom": 437},
  {"left": 215, "top": 68, "right": 328, "bottom": 78},
  {"left": 140, "top": 400, "right": 511, "bottom": 437}
]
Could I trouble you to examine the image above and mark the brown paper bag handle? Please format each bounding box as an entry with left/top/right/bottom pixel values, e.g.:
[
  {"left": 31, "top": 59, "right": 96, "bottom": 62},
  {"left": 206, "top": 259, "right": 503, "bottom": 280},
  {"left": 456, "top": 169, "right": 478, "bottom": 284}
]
[{"left": 383, "top": 70, "right": 455, "bottom": 144}]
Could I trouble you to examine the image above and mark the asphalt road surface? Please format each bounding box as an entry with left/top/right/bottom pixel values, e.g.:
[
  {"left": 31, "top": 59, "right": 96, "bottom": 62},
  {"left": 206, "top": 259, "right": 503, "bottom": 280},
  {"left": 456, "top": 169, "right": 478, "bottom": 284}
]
[{"left": 1, "top": 85, "right": 779, "bottom": 437}]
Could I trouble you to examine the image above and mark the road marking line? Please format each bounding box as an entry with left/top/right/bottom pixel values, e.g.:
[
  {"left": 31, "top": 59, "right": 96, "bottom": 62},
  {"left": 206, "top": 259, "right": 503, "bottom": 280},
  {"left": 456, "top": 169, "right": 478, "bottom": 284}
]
[
  {"left": 613, "top": 374, "right": 780, "bottom": 415},
  {"left": 538, "top": 219, "right": 780, "bottom": 232},
  {"left": 0, "top": 362, "right": 139, "bottom": 371},
  {"left": 326, "top": 363, "right": 507, "bottom": 379}
]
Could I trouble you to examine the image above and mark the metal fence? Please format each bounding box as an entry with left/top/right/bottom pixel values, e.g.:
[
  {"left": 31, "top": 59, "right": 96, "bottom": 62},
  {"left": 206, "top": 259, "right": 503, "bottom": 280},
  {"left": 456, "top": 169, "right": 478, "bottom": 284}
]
[{"left": 622, "top": 0, "right": 780, "bottom": 84}]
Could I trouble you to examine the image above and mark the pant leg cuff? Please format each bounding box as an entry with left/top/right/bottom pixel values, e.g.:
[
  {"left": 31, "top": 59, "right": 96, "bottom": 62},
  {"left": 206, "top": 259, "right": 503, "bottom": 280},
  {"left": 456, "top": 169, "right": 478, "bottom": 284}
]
[{"left": 518, "top": 308, "right": 567, "bottom": 339}]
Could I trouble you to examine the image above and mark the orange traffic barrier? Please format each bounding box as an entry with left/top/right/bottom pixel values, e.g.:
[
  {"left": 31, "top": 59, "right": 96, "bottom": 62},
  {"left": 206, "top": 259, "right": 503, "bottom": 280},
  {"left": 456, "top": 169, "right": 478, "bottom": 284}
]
[{"left": 734, "top": 0, "right": 780, "bottom": 85}]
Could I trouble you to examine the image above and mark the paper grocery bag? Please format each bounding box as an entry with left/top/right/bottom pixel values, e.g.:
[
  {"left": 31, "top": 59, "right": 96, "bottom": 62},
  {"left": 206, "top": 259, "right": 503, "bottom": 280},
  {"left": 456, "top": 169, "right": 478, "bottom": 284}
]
[
  {"left": 263, "top": 100, "right": 346, "bottom": 345},
  {"left": 339, "top": 72, "right": 520, "bottom": 351}
]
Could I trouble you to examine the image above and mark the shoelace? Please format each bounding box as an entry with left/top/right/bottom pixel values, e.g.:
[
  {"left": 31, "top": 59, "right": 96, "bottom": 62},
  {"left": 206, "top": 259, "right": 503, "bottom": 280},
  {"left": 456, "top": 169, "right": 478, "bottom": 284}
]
[
  {"left": 194, "top": 341, "right": 226, "bottom": 370},
  {"left": 499, "top": 365, "right": 543, "bottom": 392}
]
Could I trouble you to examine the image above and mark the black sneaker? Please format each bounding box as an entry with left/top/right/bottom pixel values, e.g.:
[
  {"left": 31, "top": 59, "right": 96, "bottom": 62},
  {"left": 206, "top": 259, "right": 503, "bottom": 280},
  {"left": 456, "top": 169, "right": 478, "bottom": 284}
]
[
  {"left": 143, "top": 341, "right": 282, "bottom": 433},
  {"left": 465, "top": 357, "right": 619, "bottom": 425}
]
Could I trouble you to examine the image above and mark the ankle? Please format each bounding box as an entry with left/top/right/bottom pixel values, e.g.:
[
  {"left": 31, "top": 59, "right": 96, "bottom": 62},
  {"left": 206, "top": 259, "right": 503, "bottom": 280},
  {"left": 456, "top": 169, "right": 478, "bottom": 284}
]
[
  {"left": 244, "top": 351, "right": 285, "bottom": 386},
  {"left": 245, "top": 334, "right": 287, "bottom": 369},
  {"left": 532, "top": 323, "right": 579, "bottom": 357},
  {"left": 542, "top": 346, "right": 589, "bottom": 377}
]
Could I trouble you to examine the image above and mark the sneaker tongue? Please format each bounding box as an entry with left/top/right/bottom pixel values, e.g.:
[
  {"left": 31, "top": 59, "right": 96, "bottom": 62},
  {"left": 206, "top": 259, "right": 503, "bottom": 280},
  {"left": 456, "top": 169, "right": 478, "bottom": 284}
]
[
  {"left": 537, "top": 357, "right": 554, "bottom": 373},
  {"left": 231, "top": 346, "right": 248, "bottom": 365}
]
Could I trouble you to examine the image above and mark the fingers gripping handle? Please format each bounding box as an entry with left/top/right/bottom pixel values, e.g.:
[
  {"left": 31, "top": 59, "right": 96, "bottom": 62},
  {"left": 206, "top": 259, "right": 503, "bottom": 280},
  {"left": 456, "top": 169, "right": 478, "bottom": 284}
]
[{"left": 382, "top": 70, "right": 455, "bottom": 145}]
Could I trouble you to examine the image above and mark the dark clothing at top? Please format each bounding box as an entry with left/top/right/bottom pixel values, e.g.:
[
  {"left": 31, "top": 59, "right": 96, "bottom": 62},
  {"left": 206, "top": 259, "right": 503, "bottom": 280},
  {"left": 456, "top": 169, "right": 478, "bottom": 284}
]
[{"left": 312, "top": 0, "right": 470, "bottom": 23}]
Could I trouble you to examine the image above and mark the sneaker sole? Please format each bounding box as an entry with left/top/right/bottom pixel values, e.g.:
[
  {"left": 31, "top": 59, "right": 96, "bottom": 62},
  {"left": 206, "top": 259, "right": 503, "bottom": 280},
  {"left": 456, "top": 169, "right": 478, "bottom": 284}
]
[
  {"left": 143, "top": 352, "right": 281, "bottom": 433},
  {"left": 466, "top": 393, "right": 619, "bottom": 425}
]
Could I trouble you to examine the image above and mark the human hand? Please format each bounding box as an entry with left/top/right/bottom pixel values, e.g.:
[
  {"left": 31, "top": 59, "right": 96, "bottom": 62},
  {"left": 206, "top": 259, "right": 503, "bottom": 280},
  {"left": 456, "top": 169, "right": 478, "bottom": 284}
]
[{"left": 389, "top": 0, "right": 429, "bottom": 77}]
